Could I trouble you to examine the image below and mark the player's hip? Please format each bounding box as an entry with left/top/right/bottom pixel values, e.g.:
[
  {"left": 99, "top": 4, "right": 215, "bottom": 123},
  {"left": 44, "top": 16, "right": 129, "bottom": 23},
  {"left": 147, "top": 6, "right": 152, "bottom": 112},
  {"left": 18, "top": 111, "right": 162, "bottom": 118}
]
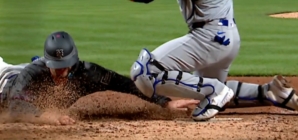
[
  {"left": 189, "top": 18, "right": 237, "bottom": 31},
  {"left": 189, "top": 23, "right": 240, "bottom": 49}
]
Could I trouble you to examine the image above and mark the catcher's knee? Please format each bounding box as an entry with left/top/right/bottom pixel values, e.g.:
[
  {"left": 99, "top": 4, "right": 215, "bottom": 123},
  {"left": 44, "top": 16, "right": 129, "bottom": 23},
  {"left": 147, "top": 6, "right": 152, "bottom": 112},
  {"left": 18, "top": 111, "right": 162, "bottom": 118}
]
[
  {"left": 130, "top": 48, "right": 156, "bottom": 98},
  {"left": 130, "top": 48, "right": 211, "bottom": 100}
]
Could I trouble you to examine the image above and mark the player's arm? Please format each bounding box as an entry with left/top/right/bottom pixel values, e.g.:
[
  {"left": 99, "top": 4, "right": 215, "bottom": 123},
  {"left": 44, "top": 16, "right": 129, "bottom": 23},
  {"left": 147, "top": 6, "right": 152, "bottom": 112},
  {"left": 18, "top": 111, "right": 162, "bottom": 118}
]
[
  {"left": 7, "top": 61, "right": 70, "bottom": 125},
  {"left": 106, "top": 69, "right": 172, "bottom": 107},
  {"left": 85, "top": 62, "right": 172, "bottom": 107},
  {"left": 7, "top": 62, "right": 46, "bottom": 119}
]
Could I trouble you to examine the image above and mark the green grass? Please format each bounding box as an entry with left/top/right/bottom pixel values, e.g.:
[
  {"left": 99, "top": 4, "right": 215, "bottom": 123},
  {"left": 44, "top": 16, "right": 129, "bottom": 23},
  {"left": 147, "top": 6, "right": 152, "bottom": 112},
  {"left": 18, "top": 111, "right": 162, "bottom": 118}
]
[{"left": 0, "top": 0, "right": 298, "bottom": 76}]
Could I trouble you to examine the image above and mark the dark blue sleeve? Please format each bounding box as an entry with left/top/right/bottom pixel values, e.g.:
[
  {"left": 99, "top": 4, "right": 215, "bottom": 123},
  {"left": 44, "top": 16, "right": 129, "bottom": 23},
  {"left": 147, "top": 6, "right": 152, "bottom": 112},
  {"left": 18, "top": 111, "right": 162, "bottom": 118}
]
[{"left": 84, "top": 62, "right": 172, "bottom": 107}]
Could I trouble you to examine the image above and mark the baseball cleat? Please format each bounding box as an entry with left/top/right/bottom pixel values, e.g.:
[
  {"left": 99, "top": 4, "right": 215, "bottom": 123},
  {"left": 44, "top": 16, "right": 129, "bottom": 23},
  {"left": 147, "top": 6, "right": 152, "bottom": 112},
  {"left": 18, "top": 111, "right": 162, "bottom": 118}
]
[
  {"left": 192, "top": 86, "right": 234, "bottom": 121},
  {"left": 266, "top": 75, "right": 298, "bottom": 110}
]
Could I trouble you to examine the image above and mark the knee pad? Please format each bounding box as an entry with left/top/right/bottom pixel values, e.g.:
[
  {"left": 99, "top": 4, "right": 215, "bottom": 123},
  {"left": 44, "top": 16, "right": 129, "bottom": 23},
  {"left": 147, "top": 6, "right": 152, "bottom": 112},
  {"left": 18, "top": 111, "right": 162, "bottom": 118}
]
[{"left": 130, "top": 48, "right": 156, "bottom": 98}]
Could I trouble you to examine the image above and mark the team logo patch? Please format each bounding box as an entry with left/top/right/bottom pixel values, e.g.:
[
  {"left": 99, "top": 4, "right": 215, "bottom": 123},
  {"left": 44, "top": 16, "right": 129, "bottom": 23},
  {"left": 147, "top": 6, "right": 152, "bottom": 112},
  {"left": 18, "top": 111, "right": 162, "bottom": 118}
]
[{"left": 56, "top": 49, "right": 64, "bottom": 58}]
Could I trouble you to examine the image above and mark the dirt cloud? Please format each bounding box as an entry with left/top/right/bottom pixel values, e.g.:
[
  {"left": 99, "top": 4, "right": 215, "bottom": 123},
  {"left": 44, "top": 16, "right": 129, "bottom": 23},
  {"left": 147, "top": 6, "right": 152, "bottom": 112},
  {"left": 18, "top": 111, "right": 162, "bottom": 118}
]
[{"left": 69, "top": 91, "right": 190, "bottom": 121}]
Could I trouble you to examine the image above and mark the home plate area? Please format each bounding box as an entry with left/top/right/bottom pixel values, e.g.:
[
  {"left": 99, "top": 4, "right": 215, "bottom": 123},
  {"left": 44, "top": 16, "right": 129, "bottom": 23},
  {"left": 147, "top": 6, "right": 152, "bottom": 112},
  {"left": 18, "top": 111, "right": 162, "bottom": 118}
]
[{"left": 0, "top": 76, "right": 298, "bottom": 140}]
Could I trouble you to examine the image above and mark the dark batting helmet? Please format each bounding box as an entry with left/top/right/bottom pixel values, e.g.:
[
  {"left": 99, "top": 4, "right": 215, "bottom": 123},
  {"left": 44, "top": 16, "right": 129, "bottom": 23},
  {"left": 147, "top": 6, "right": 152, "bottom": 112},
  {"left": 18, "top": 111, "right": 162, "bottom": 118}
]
[{"left": 44, "top": 31, "right": 79, "bottom": 69}]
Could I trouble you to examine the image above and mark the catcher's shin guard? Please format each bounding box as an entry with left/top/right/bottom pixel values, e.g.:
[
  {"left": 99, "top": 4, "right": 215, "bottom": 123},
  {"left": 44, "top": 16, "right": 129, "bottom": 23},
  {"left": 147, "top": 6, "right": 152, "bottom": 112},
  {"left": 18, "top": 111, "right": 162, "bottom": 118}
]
[
  {"left": 151, "top": 71, "right": 208, "bottom": 100},
  {"left": 225, "top": 75, "right": 298, "bottom": 110},
  {"left": 130, "top": 48, "right": 215, "bottom": 100}
]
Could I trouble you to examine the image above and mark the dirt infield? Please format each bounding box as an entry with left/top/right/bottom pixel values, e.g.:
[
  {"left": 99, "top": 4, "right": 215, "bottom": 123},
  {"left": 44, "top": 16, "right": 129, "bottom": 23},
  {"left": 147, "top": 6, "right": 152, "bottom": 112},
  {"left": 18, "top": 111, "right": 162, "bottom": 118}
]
[
  {"left": 270, "top": 12, "right": 298, "bottom": 19},
  {"left": 1, "top": 76, "right": 298, "bottom": 140}
]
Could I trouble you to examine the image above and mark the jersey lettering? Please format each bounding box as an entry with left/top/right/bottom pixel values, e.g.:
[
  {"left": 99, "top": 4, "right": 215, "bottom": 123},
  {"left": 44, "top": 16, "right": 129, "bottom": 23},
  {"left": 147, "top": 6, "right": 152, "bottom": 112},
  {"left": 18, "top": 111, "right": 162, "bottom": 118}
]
[{"left": 100, "top": 71, "right": 112, "bottom": 85}]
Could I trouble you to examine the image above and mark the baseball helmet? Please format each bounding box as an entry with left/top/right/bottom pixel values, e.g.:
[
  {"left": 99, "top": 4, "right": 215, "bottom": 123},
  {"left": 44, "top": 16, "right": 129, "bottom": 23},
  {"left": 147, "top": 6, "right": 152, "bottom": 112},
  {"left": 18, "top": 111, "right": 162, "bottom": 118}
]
[{"left": 44, "top": 31, "right": 79, "bottom": 69}]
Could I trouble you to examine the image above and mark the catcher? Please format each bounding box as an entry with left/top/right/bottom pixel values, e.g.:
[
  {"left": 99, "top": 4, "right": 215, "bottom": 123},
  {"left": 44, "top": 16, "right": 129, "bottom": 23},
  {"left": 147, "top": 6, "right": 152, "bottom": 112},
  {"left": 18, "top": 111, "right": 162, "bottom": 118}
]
[
  {"left": 129, "top": 0, "right": 298, "bottom": 121},
  {"left": 0, "top": 31, "right": 199, "bottom": 125}
]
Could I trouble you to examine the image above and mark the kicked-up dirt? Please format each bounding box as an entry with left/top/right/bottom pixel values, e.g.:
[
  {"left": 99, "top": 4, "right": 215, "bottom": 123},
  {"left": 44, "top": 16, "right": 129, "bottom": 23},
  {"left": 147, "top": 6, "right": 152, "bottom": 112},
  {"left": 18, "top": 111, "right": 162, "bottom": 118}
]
[{"left": 0, "top": 76, "right": 298, "bottom": 140}]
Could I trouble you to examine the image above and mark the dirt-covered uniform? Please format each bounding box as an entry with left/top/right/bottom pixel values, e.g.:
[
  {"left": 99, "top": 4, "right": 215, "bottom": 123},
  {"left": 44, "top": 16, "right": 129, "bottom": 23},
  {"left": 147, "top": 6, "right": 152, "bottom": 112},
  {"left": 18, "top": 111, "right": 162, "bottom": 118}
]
[{"left": 1, "top": 57, "right": 171, "bottom": 116}]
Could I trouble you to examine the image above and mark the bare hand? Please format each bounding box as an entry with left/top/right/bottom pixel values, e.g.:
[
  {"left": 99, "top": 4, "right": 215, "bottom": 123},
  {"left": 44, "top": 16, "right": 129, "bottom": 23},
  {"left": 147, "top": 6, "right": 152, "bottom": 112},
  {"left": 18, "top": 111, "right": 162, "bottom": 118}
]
[
  {"left": 166, "top": 99, "right": 200, "bottom": 111},
  {"left": 37, "top": 111, "right": 76, "bottom": 125},
  {"left": 57, "top": 115, "right": 76, "bottom": 125}
]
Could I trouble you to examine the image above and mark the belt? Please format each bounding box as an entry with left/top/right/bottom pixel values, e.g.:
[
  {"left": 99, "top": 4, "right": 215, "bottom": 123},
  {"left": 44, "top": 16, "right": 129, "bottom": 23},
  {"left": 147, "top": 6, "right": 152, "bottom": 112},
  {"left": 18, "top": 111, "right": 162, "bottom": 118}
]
[{"left": 192, "top": 18, "right": 236, "bottom": 29}]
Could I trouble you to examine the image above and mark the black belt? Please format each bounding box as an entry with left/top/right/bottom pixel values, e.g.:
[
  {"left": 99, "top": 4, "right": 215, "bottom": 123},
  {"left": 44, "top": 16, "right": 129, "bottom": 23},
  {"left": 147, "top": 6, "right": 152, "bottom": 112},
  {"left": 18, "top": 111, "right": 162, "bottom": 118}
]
[
  {"left": 191, "top": 18, "right": 236, "bottom": 29},
  {"left": 192, "top": 22, "right": 206, "bottom": 29}
]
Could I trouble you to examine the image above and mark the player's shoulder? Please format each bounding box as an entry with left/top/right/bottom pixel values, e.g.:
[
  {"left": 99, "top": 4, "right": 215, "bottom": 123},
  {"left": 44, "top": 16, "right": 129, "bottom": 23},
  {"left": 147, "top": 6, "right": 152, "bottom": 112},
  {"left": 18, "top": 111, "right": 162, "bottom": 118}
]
[
  {"left": 80, "top": 60, "right": 105, "bottom": 70},
  {"left": 29, "top": 57, "right": 46, "bottom": 66},
  {"left": 24, "top": 57, "right": 48, "bottom": 72}
]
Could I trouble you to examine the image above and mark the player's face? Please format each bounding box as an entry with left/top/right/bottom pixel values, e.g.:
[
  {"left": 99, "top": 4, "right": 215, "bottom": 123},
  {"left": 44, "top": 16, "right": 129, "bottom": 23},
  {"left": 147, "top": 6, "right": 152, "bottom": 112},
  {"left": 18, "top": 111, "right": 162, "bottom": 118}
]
[
  {"left": 49, "top": 67, "right": 71, "bottom": 84},
  {"left": 50, "top": 67, "right": 70, "bottom": 78}
]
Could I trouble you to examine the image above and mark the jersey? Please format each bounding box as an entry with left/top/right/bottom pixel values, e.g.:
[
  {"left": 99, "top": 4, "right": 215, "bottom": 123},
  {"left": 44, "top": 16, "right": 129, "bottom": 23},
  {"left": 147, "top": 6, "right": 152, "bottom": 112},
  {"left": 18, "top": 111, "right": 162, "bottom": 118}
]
[
  {"left": 0, "top": 64, "right": 28, "bottom": 94},
  {"left": 178, "top": 0, "right": 234, "bottom": 26},
  {"left": 0, "top": 56, "right": 29, "bottom": 95},
  {"left": 3, "top": 58, "right": 171, "bottom": 116}
]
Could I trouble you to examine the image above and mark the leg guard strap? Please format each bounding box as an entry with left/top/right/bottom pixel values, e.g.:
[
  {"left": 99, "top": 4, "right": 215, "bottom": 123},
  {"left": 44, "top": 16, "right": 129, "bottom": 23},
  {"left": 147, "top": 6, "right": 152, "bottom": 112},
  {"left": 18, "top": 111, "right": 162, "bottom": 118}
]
[
  {"left": 257, "top": 85, "right": 265, "bottom": 103},
  {"left": 175, "top": 71, "right": 183, "bottom": 85},
  {"left": 161, "top": 71, "right": 168, "bottom": 84},
  {"left": 151, "top": 59, "right": 166, "bottom": 71},
  {"left": 206, "top": 104, "right": 226, "bottom": 112},
  {"left": 273, "top": 89, "right": 296, "bottom": 111},
  {"left": 233, "top": 82, "right": 242, "bottom": 105},
  {"left": 197, "top": 77, "right": 203, "bottom": 92}
]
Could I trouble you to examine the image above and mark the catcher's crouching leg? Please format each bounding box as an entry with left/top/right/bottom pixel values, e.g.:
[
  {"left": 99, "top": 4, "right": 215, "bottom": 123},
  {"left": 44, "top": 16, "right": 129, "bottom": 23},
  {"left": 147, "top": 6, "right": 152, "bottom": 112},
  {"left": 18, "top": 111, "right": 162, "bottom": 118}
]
[
  {"left": 130, "top": 48, "right": 209, "bottom": 100},
  {"left": 130, "top": 48, "right": 235, "bottom": 121},
  {"left": 224, "top": 75, "right": 298, "bottom": 111}
]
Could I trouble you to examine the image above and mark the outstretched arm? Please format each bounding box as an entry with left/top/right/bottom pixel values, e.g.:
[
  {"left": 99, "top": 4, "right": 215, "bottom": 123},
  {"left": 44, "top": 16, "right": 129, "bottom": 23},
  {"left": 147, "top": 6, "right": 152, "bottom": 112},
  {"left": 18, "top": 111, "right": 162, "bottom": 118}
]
[
  {"left": 105, "top": 70, "right": 200, "bottom": 110},
  {"left": 85, "top": 62, "right": 172, "bottom": 107},
  {"left": 107, "top": 70, "right": 172, "bottom": 107},
  {"left": 7, "top": 61, "right": 75, "bottom": 125},
  {"left": 7, "top": 62, "right": 46, "bottom": 119}
]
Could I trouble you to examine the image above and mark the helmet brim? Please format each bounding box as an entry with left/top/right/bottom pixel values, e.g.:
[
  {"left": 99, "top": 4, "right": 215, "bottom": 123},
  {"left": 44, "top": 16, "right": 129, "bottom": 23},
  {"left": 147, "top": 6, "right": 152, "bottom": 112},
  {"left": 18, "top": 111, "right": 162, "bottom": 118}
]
[{"left": 45, "top": 56, "right": 78, "bottom": 69}]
